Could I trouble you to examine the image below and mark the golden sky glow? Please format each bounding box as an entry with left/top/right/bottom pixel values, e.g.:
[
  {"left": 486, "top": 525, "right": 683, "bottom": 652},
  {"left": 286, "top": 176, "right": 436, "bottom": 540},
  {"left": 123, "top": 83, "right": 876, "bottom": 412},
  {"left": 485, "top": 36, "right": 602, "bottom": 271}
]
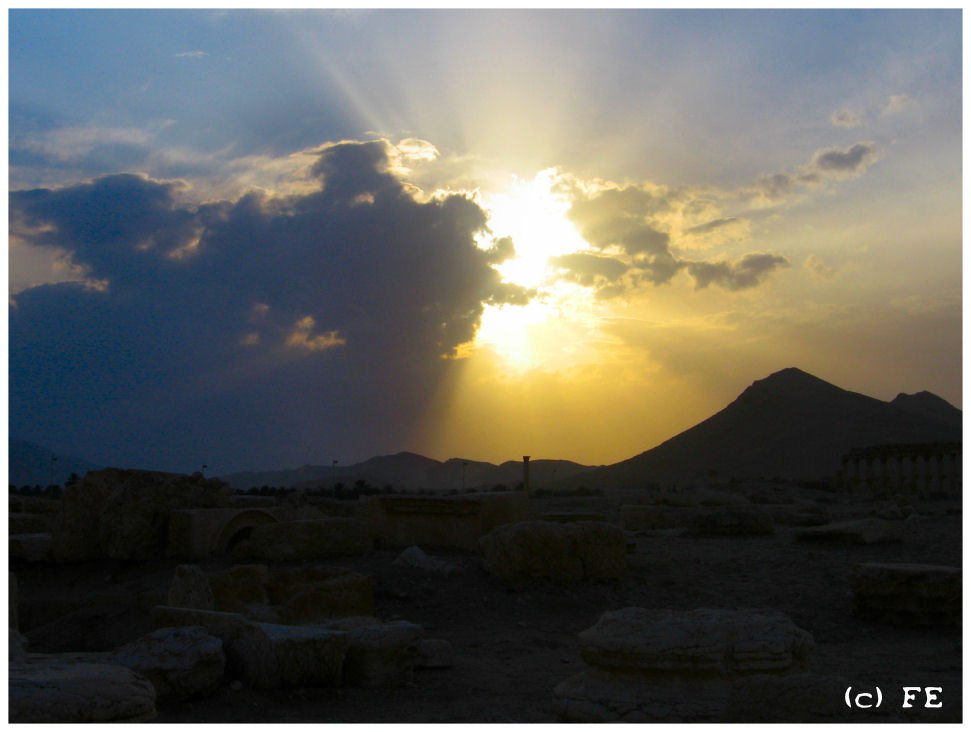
[{"left": 8, "top": 10, "right": 961, "bottom": 474}]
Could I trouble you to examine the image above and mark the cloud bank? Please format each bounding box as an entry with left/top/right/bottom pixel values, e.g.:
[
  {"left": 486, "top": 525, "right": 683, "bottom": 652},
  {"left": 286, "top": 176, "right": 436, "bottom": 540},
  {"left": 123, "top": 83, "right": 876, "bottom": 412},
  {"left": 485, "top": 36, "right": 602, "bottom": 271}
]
[{"left": 9, "top": 139, "right": 527, "bottom": 471}]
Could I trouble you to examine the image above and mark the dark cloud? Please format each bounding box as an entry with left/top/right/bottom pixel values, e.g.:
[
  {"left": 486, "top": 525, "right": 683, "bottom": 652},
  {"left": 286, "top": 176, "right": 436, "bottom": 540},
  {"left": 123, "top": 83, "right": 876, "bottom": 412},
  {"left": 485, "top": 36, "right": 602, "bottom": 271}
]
[
  {"left": 746, "top": 141, "right": 880, "bottom": 204},
  {"left": 685, "top": 217, "right": 741, "bottom": 236},
  {"left": 9, "top": 139, "right": 530, "bottom": 472},
  {"left": 550, "top": 252, "right": 629, "bottom": 288},
  {"left": 809, "top": 142, "right": 879, "bottom": 176},
  {"left": 686, "top": 252, "right": 790, "bottom": 291},
  {"left": 559, "top": 182, "right": 782, "bottom": 296}
]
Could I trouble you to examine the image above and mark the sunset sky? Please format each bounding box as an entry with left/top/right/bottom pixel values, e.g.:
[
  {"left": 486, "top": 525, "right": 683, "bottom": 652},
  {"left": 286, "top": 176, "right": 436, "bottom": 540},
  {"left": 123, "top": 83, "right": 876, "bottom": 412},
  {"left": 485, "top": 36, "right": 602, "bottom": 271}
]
[{"left": 8, "top": 10, "right": 962, "bottom": 474}]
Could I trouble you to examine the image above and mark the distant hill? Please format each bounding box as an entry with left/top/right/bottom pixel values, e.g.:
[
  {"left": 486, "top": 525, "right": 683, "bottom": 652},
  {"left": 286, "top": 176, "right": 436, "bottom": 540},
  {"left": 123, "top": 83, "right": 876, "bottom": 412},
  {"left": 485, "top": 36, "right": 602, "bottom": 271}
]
[
  {"left": 8, "top": 439, "right": 103, "bottom": 487},
  {"left": 889, "top": 391, "right": 962, "bottom": 430},
  {"left": 563, "top": 367, "right": 961, "bottom": 488},
  {"left": 220, "top": 451, "right": 595, "bottom": 492}
]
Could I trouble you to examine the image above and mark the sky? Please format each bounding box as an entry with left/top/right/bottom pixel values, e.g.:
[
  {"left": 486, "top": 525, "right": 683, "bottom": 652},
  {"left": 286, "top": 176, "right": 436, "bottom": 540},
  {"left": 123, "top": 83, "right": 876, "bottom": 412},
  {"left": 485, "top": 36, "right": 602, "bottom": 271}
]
[{"left": 7, "top": 9, "right": 963, "bottom": 475}]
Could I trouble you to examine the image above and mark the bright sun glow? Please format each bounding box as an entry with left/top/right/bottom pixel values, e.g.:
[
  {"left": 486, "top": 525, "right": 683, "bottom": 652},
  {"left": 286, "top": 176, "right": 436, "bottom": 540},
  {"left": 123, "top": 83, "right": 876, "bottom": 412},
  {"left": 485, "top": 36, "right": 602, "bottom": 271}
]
[
  {"left": 474, "top": 169, "right": 593, "bottom": 369},
  {"left": 481, "top": 169, "right": 589, "bottom": 289}
]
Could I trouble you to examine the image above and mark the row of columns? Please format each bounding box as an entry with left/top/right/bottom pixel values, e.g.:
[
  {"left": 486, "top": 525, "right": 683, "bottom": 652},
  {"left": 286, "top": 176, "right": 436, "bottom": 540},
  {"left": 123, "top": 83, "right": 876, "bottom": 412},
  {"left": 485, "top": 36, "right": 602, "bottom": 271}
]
[{"left": 840, "top": 447, "right": 961, "bottom": 496}]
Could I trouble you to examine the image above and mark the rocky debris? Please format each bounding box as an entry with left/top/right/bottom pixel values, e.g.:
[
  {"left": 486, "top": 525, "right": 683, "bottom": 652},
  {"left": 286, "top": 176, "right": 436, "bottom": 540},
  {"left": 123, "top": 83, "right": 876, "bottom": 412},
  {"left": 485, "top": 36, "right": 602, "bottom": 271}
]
[
  {"left": 851, "top": 563, "right": 961, "bottom": 629},
  {"left": 152, "top": 605, "right": 341, "bottom": 689},
  {"left": 229, "top": 494, "right": 277, "bottom": 508},
  {"left": 765, "top": 502, "right": 830, "bottom": 527},
  {"left": 266, "top": 566, "right": 375, "bottom": 624},
  {"left": 480, "top": 521, "right": 626, "bottom": 581},
  {"left": 10, "top": 571, "right": 18, "bottom": 629},
  {"left": 205, "top": 564, "right": 374, "bottom": 624},
  {"left": 686, "top": 506, "right": 775, "bottom": 537},
  {"left": 554, "top": 607, "right": 814, "bottom": 722},
  {"left": 577, "top": 607, "right": 813, "bottom": 675},
  {"left": 52, "top": 468, "right": 232, "bottom": 561},
  {"left": 619, "top": 505, "right": 693, "bottom": 531},
  {"left": 10, "top": 533, "right": 53, "bottom": 561},
  {"left": 796, "top": 518, "right": 904, "bottom": 545},
  {"left": 231, "top": 622, "right": 350, "bottom": 690},
  {"left": 152, "top": 606, "right": 253, "bottom": 647},
  {"left": 724, "top": 673, "right": 853, "bottom": 722},
  {"left": 11, "top": 629, "right": 29, "bottom": 659},
  {"left": 363, "top": 492, "right": 531, "bottom": 551},
  {"left": 231, "top": 518, "right": 373, "bottom": 560},
  {"left": 109, "top": 626, "right": 225, "bottom": 701},
  {"left": 10, "top": 513, "right": 52, "bottom": 533},
  {"left": 343, "top": 620, "right": 424, "bottom": 688},
  {"left": 393, "top": 545, "right": 461, "bottom": 575},
  {"left": 9, "top": 657, "right": 157, "bottom": 722},
  {"left": 541, "top": 512, "right": 608, "bottom": 523},
  {"left": 207, "top": 564, "right": 271, "bottom": 613},
  {"left": 415, "top": 638, "right": 455, "bottom": 669},
  {"left": 168, "top": 564, "right": 215, "bottom": 610},
  {"left": 651, "top": 488, "right": 751, "bottom": 507},
  {"left": 9, "top": 496, "right": 62, "bottom": 514}
]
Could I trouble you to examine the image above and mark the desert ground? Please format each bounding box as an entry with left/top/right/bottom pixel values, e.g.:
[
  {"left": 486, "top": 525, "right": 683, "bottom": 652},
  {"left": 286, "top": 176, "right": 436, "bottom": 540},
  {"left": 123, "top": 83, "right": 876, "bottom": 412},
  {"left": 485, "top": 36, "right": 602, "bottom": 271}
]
[{"left": 11, "top": 484, "right": 961, "bottom": 724}]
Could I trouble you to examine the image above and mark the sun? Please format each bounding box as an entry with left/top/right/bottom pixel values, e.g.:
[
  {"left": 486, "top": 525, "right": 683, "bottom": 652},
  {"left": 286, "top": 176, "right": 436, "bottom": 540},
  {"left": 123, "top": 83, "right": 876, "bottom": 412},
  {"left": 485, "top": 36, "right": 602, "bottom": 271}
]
[
  {"left": 473, "top": 169, "right": 593, "bottom": 368},
  {"left": 480, "top": 168, "right": 589, "bottom": 289}
]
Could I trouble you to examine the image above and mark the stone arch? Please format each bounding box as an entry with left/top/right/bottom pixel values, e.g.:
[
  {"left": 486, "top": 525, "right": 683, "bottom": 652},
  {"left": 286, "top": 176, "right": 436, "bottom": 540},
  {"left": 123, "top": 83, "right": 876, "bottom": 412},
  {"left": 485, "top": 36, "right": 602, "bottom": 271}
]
[{"left": 213, "top": 509, "right": 279, "bottom": 556}]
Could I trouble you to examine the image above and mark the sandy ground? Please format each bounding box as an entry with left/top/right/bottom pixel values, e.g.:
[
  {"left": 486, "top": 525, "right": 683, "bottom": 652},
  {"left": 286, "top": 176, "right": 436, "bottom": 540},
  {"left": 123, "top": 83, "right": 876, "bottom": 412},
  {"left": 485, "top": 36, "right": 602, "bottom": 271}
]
[{"left": 12, "top": 488, "right": 962, "bottom": 723}]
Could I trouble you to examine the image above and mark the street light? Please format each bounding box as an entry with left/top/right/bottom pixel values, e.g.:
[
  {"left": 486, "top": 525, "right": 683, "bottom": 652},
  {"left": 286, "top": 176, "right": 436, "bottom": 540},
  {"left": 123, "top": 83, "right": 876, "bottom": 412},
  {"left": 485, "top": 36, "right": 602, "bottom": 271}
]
[
  {"left": 462, "top": 461, "right": 469, "bottom": 492},
  {"left": 49, "top": 456, "right": 58, "bottom": 488},
  {"left": 332, "top": 460, "right": 338, "bottom": 487}
]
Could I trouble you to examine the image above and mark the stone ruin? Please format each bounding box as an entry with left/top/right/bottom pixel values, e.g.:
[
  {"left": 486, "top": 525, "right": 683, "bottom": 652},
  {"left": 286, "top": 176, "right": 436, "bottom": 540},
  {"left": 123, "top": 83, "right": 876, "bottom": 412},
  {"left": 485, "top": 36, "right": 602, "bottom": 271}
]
[
  {"left": 553, "top": 607, "right": 815, "bottom": 722},
  {"left": 851, "top": 562, "right": 961, "bottom": 630},
  {"left": 479, "top": 520, "right": 627, "bottom": 581},
  {"left": 360, "top": 491, "right": 530, "bottom": 550}
]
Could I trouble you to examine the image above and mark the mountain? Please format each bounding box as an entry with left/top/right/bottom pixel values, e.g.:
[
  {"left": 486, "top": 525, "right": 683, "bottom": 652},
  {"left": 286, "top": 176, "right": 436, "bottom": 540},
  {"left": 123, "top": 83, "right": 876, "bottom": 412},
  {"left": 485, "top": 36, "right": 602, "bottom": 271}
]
[
  {"left": 8, "top": 439, "right": 103, "bottom": 487},
  {"left": 890, "top": 391, "right": 962, "bottom": 430},
  {"left": 565, "top": 367, "right": 961, "bottom": 487},
  {"left": 221, "top": 451, "right": 595, "bottom": 492}
]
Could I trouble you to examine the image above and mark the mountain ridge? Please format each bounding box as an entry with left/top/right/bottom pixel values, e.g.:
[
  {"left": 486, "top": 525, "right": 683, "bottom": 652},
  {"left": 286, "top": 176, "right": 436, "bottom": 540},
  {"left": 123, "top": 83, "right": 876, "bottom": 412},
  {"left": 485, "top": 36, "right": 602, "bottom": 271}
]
[{"left": 10, "top": 367, "right": 960, "bottom": 490}]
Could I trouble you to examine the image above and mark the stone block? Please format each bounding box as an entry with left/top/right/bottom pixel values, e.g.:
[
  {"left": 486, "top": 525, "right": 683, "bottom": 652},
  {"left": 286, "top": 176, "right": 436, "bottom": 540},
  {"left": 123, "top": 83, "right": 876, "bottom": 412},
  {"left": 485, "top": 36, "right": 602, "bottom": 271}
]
[
  {"left": 766, "top": 502, "right": 830, "bottom": 527},
  {"left": 52, "top": 468, "right": 232, "bottom": 561},
  {"left": 796, "top": 518, "right": 904, "bottom": 544},
  {"left": 10, "top": 629, "right": 29, "bottom": 660},
  {"left": 9, "top": 658, "right": 156, "bottom": 722},
  {"left": 168, "top": 564, "right": 215, "bottom": 610},
  {"left": 151, "top": 606, "right": 253, "bottom": 648},
  {"left": 554, "top": 607, "right": 814, "bottom": 722},
  {"left": 363, "top": 492, "right": 530, "bottom": 550},
  {"left": 343, "top": 620, "right": 423, "bottom": 688},
  {"left": 480, "top": 521, "right": 626, "bottom": 581},
  {"left": 10, "top": 533, "right": 53, "bottom": 561},
  {"left": 10, "top": 513, "right": 51, "bottom": 533},
  {"left": 208, "top": 564, "right": 271, "bottom": 613},
  {"left": 686, "top": 506, "right": 775, "bottom": 537},
  {"left": 851, "top": 563, "right": 961, "bottom": 629},
  {"left": 10, "top": 571, "right": 18, "bottom": 630},
  {"left": 233, "top": 622, "right": 350, "bottom": 690},
  {"left": 110, "top": 626, "right": 225, "bottom": 701},
  {"left": 619, "top": 505, "right": 693, "bottom": 531},
  {"left": 415, "top": 638, "right": 455, "bottom": 669},
  {"left": 578, "top": 607, "right": 813, "bottom": 676},
  {"left": 265, "top": 566, "right": 375, "bottom": 624},
  {"left": 393, "top": 545, "right": 461, "bottom": 574},
  {"left": 232, "top": 518, "right": 373, "bottom": 560}
]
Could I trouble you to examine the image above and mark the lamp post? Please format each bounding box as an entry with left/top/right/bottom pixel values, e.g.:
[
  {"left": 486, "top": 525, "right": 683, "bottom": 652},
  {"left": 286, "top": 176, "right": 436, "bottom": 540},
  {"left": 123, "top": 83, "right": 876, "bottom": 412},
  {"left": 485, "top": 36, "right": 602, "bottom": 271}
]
[
  {"left": 332, "top": 460, "right": 338, "bottom": 487},
  {"left": 49, "top": 456, "right": 58, "bottom": 488},
  {"left": 462, "top": 461, "right": 468, "bottom": 492}
]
